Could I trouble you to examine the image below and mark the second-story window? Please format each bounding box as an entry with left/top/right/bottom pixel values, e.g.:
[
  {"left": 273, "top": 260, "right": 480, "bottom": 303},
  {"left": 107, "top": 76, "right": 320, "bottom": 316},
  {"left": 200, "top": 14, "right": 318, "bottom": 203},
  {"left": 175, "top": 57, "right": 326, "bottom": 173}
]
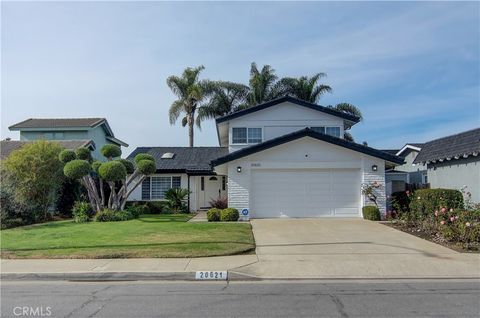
[
  {"left": 311, "top": 126, "right": 341, "bottom": 138},
  {"left": 232, "top": 127, "right": 262, "bottom": 144}
]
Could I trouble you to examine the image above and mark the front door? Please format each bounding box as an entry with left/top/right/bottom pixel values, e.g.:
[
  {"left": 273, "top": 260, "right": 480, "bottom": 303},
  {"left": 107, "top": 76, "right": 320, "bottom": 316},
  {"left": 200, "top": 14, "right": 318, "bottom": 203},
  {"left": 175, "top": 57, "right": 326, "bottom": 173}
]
[{"left": 199, "top": 176, "right": 223, "bottom": 209}]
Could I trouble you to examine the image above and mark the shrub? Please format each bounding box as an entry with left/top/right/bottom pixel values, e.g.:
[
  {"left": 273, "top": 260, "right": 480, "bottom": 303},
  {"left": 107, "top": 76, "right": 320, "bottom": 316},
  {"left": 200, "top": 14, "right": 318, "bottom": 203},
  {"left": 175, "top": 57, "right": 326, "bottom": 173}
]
[
  {"left": 72, "top": 201, "right": 94, "bottom": 223},
  {"left": 391, "top": 191, "right": 411, "bottom": 213},
  {"left": 220, "top": 208, "right": 239, "bottom": 221},
  {"left": 101, "top": 144, "right": 122, "bottom": 159},
  {"left": 409, "top": 189, "right": 463, "bottom": 220},
  {"left": 435, "top": 208, "right": 480, "bottom": 249},
  {"left": 126, "top": 204, "right": 148, "bottom": 218},
  {"left": 209, "top": 197, "right": 228, "bottom": 209},
  {"left": 64, "top": 160, "right": 92, "bottom": 179},
  {"left": 3, "top": 140, "right": 64, "bottom": 220},
  {"left": 94, "top": 209, "right": 134, "bottom": 222},
  {"left": 57, "top": 178, "right": 84, "bottom": 217},
  {"left": 75, "top": 147, "right": 92, "bottom": 162},
  {"left": 59, "top": 149, "right": 77, "bottom": 163},
  {"left": 134, "top": 153, "right": 155, "bottom": 164},
  {"left": 207, "top": 208, "right": 221, "bottom": 222},
  {"left": 98, "top": 161, "right": 127, "bottom": 182},
  {"left": 126, "top": 201, "right": 166, "bottom": 214},
  {"left": 363, "top": 206, "right": 381, "bottom": 221},
  {"left": 119, "top": 159, "right": 135, "bottom": 174},
  {"left": 163, "top": 188, "right": 189, "bottom": 213},
  {"left": 0, "top": 188, "right": 35, "bottom": 229},
  {"left": 92, "top": 161, "right": 102, "bottom": 174},
  {"left": 137, "top": 160, "right": 156, "bottom": 175}
]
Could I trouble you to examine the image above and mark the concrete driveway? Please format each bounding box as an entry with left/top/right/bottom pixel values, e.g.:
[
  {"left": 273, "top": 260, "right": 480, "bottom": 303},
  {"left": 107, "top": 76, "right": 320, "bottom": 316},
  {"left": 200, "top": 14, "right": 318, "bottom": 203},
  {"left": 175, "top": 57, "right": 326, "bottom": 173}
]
[{"left": 233, "top": 218, "right": 480, "bottom": 279}]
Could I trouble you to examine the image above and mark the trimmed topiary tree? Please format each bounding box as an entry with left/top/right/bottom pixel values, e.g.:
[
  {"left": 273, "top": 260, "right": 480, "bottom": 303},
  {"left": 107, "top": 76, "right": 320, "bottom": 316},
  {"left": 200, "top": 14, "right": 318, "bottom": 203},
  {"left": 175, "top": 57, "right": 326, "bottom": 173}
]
[{"left": 62, "top": 144, "right": 156, "bottom": 212}]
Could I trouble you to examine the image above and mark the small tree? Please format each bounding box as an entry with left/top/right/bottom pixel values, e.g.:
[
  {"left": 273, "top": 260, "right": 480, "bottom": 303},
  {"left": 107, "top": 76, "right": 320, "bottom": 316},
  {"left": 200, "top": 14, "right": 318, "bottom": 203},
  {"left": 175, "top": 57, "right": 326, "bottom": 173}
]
[
  {"left": 361, "top": 181, "right": 382, "bottom": 207},
  {"left": 3, "top": 140, "right": 64, "bottom": 220},
  {"left": 61, "top": 145, "right": 156, "bottom": 212}
]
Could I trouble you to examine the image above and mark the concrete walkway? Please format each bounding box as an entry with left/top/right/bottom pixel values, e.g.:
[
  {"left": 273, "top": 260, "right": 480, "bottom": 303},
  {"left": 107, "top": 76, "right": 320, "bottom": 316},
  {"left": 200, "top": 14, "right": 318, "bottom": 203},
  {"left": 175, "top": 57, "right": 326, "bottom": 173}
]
[
  {"left": 188, "top": 211, "right": 207, "bottom": 222},
  {"left": 234, "top": 218, "right": 480, "bottom": 279}
]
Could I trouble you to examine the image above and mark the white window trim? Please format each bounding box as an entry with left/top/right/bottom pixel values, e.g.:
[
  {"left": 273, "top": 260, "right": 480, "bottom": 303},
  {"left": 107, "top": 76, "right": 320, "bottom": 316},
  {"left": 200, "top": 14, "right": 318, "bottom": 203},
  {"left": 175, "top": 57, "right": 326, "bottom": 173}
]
[
  {"left": 311, "top": 126, "right": 341, "bottom": 138},
  {"left": 231, "top": 127, "right": 263, "bottom": 145}
]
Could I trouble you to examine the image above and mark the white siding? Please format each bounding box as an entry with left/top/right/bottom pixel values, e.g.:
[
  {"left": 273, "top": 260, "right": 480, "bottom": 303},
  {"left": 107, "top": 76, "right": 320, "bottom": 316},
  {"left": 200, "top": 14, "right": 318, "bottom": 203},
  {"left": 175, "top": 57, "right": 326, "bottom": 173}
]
[
  {"left": 362, "top": 156, "right": 387, "bottom": 215},
  {"left": 226, "top": 101, "right": 345, "bottom": 152}
]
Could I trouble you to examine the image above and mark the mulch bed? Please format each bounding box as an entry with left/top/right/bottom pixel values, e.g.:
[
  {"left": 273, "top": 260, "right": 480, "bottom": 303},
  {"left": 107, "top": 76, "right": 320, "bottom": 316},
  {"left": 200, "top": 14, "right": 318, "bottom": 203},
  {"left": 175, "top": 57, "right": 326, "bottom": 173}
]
[{"left": 383, "top": 221, "right": 479, "bottom": 253}]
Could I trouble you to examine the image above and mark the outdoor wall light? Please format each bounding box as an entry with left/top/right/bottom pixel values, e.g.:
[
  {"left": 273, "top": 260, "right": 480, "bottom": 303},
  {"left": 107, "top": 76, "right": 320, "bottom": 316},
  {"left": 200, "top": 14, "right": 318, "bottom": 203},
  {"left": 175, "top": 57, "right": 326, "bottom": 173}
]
[
  {"left": 237, "top": 166, "right": 242, "bottom": 173},
  {"left": 372, "top": 164, "right": 378, "bottom": 172}
]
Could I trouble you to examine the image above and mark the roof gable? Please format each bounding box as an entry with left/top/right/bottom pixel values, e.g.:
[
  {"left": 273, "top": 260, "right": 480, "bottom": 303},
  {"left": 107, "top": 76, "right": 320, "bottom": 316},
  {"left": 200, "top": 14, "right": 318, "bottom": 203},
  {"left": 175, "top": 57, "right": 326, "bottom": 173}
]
[
  {"left": 395, "top": 143, "right": 423, "bottom": 156},
  {"left": 215, "top": 96, "right": 361, "bottom": 125},
  {"left": 413, "top": 128, "right": 480, "bottom": 164},
  {"left": 212, "top": 128, "right": 404, "bottom": 166},
  {"left": 9, "top": 118, "right": 105, "bottom": 130},
  {"left": 0, "top": 139, "right": 95, "bottom": 160}
]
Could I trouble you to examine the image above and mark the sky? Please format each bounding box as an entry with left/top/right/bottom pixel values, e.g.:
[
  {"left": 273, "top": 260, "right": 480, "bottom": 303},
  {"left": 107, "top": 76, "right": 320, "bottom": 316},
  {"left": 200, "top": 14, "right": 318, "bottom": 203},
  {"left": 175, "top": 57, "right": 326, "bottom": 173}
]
[{"left": 2, "top": 1, "right": 479, "bottom": 155}]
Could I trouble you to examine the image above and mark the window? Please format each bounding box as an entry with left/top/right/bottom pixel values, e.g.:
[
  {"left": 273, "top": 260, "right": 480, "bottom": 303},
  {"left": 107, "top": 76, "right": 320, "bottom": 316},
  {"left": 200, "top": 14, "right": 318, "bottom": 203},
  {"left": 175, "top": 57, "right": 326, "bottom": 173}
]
[
  {"left": 222, "top": 176, "right": 226, "bottom": 191},
  {"left": 326, "top": 127, "right": 341, "bottom": 138},
  {"left": 232, "top": 128, "right": 247, "bottom": 144},
  {"left": 248, "top": 128, "right": 262, "bottom": 143},
  {"left": 311, "top": 127, "right": 325, "bottom": 134},
  {"left": 142, "top": 176, "right": 181, "bottom": 200},
  {"left": 422, "top": 174, "right": 428, "bottom": 184},
  {"left": 201, "top": 177, "right": 205, "bottom": 191},
  {"left": 232, "top": 127, "right": 262, "bottom": 144},
  {"left": 142, "top": 177, "right": 151, "bottom": 200}
]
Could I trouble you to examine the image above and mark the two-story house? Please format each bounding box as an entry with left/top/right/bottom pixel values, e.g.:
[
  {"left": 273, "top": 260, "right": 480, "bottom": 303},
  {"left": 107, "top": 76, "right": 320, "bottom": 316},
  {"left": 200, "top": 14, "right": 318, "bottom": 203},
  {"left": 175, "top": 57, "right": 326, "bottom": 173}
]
[
  {"left": 8, "top": 118, "right": 128, "bottom": 160},
  {"left": 128, "top": 96, "right": 403, "bottom": 218}
]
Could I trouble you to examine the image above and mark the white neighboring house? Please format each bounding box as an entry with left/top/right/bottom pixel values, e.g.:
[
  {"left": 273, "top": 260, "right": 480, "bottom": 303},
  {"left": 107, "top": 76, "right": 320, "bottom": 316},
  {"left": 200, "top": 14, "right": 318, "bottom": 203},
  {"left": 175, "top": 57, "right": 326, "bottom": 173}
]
[{"left": 128, "top": 96, "right": 404, "bottom": 217}]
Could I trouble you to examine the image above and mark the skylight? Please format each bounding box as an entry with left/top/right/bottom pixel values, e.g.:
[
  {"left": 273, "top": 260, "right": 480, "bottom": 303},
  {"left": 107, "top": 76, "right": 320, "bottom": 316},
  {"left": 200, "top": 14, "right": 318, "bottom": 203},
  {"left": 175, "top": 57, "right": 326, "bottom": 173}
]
[{"left": 161, "top": 152, "right": 175, "bottom": 159}]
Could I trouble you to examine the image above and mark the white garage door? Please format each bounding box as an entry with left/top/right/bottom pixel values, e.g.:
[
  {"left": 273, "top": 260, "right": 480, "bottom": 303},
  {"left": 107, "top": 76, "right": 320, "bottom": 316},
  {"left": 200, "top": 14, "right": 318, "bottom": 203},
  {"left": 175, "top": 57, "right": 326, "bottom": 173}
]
[{"left": 251, "top": 169, "right": 361, "bottom": 218}]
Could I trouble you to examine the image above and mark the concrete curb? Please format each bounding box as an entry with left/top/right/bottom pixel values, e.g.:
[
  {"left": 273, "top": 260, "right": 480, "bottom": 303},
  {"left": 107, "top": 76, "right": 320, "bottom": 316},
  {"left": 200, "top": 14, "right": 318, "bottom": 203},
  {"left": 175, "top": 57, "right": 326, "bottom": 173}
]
[{"left": 0, "top": 271, "right": 261, "bottom": 282}]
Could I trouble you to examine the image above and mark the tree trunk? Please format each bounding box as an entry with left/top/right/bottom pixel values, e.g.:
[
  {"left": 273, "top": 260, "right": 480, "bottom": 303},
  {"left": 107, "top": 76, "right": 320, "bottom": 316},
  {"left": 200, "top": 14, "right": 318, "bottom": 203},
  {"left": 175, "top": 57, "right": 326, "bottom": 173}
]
[
  {"left": 120, "top": 175, "right": 146, "bottom": 210},
  {"left": 99, "top": 179, "right": 105, "bottom": 207},
  {"left": 188, "top": 113, "right": 194, "bottom": 147}
]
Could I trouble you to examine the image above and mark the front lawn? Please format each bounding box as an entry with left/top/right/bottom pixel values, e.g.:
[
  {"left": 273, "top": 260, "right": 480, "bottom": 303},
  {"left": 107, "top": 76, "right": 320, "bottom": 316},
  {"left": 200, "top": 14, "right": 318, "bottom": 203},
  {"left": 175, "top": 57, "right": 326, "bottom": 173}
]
[{"left": 0, "top": 214, "right": 255, "bottom": 258}]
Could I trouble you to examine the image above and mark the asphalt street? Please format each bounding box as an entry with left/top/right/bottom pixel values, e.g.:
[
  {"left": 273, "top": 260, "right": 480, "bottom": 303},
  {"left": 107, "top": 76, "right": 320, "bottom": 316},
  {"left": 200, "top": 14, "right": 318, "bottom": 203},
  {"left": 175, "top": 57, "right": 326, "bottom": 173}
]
[{"left": 1, "top": 279, "right": 479, "bottom": 317}]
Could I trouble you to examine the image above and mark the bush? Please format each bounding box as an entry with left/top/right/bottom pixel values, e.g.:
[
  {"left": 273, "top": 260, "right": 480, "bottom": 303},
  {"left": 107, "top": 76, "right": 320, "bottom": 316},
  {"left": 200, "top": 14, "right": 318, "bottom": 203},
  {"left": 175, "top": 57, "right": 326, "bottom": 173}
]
[
  {"left": 126, "top": 204, "right": 148, "bottom": 218},
  {"left": 435, "top": 208, "right": 480, "bottom": 249},
  {"left": 391, "top": 191, "right": 411, "bottom": 213},
  {"left": 220, "top": 208, "right": 239, "bottom": 221},
  {"left": 134, "top": 153, "right": 155, "bottom": 164},
  {"left": 209, "top": 197, "right": 228, "bottom": 209},
  {"left": 409, "top": 189, "right": 463, "bottom": 220},
  {"left": 363, "top": 206, "right": 381, "bottom": 221},
  {"left": 163, "top": 188, "right": 189, "bottom": 213},
  {"left": 207, "top": 208, "right": 222, "bottom": 222},
  {"left": 75, "top": 147, "right": 92, "bottom": 162},
  {"left": 98, "top": 161, "right": 127, "bottom": 181},
  {"left": 119, "top": 159, "right": 135, "bottom": 174},
  {"left": 0, "top": 188, "right": 35, "bottom": 229},
  {"left": 64, "top": 160, "right": 92, "bottom": 179},
  {"left": 101, "top": 144, "right": 122, "bottom": 159},
  {"left": 137, "top": 160, "right": 156, "bottom": 175},
  {"left": 126, "top": 201, "right": 166, "bottom": 214},
  {"left": 72, "top": 201, "right": 94, "bottom": 223},
  {"left": 59, "top": 149, "right": 77, "bottom": 163},
  {"left": 57, "top": 179, "right": 84, "bottom": 217},
  {"left": 94, "top": 209, "right": 134, "bottom": 222}
]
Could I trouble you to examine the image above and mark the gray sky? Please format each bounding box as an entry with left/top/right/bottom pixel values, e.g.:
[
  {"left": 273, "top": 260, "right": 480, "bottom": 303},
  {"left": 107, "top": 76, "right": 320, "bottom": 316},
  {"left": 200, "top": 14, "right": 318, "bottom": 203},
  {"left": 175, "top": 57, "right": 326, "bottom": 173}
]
[{"left": 2, "top": 1, "right": 479, "bottom": 155}]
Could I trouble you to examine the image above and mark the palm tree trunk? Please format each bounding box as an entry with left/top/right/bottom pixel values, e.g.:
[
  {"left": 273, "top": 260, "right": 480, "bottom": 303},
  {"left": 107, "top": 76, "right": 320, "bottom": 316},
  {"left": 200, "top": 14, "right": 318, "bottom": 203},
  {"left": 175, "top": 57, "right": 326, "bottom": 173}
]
[{"left": 188, "top": 113, "right": 194, "bottom": 147}]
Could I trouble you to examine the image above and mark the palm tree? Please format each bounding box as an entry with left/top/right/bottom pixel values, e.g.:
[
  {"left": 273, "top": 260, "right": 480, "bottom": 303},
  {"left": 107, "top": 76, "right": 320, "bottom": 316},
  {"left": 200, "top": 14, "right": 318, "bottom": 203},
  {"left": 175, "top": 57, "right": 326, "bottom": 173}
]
[
  {"left": 329, "top": 103, "right": 363, "bottom": 142},
  {"left": 247, "top": 63, "right": 280, "bottom": 106},
  {"left": 167, "top": 66, "right": 214, "bottom": 147},
  {"left": 275, "top": 73, "right": 332, "bottom": 103},
  {"left": 196, "top": 81, "right": 249, "bottom": 126}
]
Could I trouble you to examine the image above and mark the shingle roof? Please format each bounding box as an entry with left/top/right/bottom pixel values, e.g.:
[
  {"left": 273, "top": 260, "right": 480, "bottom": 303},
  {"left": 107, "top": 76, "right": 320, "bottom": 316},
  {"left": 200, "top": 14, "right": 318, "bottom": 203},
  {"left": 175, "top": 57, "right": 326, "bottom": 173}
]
[
  {"left": 212, "top": 128, "right": 405, "bottom": 166},
  {"left": 9, "top": 118, "right": 105, "bottom": 129},
  {"left": 413, "top": 128, "right": 480, "bottom": 164},
  {"left": 0, "top": 140, "right": 95, "bottom": 160},
  {"left": 381, "top": 149, "right": 400, "bottom": 156},
  {"left": 215, "top": 95, "right": 361, "bottom": 125},
  {"left": 127, "top": 147, "right": 228, "bottom": 174}
]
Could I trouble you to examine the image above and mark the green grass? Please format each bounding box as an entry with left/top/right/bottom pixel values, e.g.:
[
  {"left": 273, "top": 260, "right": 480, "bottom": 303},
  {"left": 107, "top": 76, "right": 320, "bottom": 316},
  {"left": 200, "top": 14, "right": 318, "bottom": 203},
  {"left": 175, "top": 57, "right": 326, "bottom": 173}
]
[{"left": 0, "top": 214, "right": 255, "bottom": 259}]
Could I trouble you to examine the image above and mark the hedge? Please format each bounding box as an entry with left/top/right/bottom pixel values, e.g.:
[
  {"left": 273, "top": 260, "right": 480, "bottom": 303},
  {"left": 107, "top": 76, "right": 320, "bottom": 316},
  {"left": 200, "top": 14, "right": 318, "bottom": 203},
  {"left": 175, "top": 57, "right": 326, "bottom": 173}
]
[
  {"left": 207, "top": 208, "right": 222, "bottom": 222},
  {"left": 409, "top": 189, "right": 463, "bottom": 218},
  {"left": 363, "top": 206, "right": 381, "bottom": 221},
  {"left": 220, "top": 208, "right": 239, "bottom": 221}
]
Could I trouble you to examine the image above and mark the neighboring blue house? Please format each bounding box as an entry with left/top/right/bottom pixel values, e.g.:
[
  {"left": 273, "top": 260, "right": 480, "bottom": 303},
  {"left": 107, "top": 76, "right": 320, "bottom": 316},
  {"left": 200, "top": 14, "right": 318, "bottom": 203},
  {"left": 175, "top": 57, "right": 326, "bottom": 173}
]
[{"left": 8, "top": 118, "right": 128, "bottom": 160}]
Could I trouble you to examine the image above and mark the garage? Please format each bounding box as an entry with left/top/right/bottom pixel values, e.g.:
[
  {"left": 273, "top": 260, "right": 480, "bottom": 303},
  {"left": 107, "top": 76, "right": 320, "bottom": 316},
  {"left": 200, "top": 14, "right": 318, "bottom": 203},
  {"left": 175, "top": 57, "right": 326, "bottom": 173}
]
[{"left": 251, "top": 169, "right": 361, "bottom": 218}]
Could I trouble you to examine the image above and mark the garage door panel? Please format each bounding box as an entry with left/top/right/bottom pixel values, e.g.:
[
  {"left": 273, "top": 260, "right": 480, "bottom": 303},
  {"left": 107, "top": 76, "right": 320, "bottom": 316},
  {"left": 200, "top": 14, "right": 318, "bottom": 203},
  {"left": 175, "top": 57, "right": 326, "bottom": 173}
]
[{"left": 251, "top": 169, "right": 360, "bottom": 218}]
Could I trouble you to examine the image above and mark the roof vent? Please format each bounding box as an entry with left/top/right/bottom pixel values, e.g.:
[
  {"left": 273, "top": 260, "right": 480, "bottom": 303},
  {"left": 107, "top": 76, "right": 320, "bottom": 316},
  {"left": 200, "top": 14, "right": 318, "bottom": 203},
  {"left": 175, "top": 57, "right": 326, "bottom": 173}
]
[{"left": 161, "top": 152, "right": 175, "bottom": 159}]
